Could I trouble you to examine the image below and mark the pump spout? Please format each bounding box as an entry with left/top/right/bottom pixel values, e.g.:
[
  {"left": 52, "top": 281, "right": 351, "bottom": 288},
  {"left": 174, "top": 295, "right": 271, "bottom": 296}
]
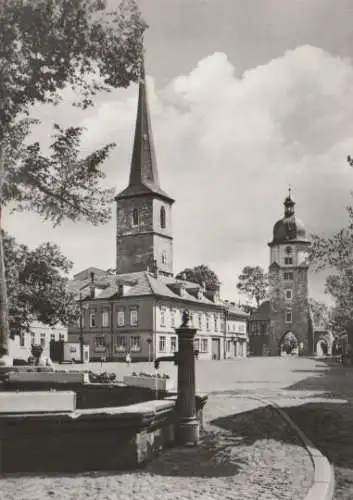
[{"left": 154, "top": 354, "right": 178, "bottom": 370}]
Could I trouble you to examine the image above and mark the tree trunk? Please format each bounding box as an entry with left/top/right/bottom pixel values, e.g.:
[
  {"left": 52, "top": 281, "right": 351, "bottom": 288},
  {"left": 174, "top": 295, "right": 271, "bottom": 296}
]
[{"left": 0, "top": 142, "right": 10, "bottom": 358}]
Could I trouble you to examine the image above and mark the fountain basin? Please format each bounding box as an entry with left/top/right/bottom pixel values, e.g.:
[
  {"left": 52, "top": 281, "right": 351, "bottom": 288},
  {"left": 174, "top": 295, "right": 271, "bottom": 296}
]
[{"left": 0, "top": 399, "right": 176, "bottom": 473}]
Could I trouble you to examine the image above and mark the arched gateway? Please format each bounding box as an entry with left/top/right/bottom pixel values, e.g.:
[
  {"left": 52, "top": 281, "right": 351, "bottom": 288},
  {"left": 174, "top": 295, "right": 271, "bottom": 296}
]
[{"left": 279, "top": 331, "right": 299, "bottom": 356}]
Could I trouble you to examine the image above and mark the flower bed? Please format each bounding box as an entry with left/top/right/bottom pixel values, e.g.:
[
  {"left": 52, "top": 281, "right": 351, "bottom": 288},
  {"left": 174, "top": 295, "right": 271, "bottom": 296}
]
[{"left": 124, "top": 372, "right": 175, "bottom": 391}]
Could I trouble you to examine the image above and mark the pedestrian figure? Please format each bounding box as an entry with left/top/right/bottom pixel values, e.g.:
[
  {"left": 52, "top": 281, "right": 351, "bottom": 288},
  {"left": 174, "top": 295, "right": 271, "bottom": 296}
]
[{"left": 125, "top": 353, "right": 131, "bottom": 365}]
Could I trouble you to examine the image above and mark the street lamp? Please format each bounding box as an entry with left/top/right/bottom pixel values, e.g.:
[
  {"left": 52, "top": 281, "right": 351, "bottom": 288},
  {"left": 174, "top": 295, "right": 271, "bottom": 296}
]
[
  {"left": 79, "top": 292, "right": 89, "bottom": 364},
  {"left": 147, "top": 337, "right": 152, "bottom": 362}
]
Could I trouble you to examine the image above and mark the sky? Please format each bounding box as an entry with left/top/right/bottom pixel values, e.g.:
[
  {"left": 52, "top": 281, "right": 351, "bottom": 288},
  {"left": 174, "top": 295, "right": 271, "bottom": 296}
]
[{"left": 5, "top": 0, "right": 353, "bottom": 305}]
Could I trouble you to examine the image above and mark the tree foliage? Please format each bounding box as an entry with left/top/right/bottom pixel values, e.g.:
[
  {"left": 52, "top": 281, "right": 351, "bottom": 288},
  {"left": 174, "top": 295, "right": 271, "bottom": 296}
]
[
  {"left": 308, "top": 298, "right": 330, "bottom": 329},
  {"left": 236, "top": 266, "right": 268, "bottom": 307},
  {"left": 310, "top": 198, "right": 353, "bottom": 335},
  {"left": 6, "top": 124, "right": 116, "bottom": 225},
  {"left": 4, "top": 232, "right": 78, "bottom": 337},
  {"left": 0, "top": 0, "right": 146, "bottom": 130},
  {"left": 176, "top": 265, "right": 221, "bottom": 291}
]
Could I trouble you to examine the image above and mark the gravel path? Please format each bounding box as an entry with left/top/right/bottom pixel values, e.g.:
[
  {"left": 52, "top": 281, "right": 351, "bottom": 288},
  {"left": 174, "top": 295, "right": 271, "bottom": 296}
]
[{"left": 1, "top": 394, "right": 314, "bottom": 500}]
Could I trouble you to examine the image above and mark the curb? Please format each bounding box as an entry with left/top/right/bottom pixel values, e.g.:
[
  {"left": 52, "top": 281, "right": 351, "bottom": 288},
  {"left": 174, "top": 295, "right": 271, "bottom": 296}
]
[{"left": 242, "top": 395, "right": 335, "bottom": 500}]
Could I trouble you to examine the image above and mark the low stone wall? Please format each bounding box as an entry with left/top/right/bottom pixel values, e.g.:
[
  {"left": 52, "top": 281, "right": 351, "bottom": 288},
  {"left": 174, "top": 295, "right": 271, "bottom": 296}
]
[{"left": 0, "top": 400, "right": 177, "bottom": 473}]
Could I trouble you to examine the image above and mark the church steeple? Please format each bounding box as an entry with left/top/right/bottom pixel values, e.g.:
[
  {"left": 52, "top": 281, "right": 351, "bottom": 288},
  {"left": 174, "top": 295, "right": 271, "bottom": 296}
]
[
  {"left": 115, "top": 53, "right": 173, "bottom": 202},
  {"left": 115, "top": 49, "right": 174, "bottom": 277}
]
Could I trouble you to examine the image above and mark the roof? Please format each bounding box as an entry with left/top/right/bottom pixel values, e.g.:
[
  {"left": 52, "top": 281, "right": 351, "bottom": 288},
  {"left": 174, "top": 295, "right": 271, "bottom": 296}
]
[
  {"left": 268, "top": 192, "right": 309, "bottom": 246},
  {"left": 249, "top": 301, "right": 271, "bottom": 321},
  {"left": 115, "top": 60, "right": 174, "bottom": 203},
  {"left": 68, "top": 269, "right": 247, "bottom": 315}
]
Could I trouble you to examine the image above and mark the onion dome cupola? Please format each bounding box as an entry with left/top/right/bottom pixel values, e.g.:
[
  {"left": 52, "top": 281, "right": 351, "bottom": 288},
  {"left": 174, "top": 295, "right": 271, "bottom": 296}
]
[{"left": 269, "top": 189, "right": 308, "bottom": 246}]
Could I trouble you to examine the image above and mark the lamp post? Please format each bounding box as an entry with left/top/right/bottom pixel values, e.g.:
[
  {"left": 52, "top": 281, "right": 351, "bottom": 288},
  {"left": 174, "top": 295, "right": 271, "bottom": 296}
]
[
  {"left": 147, "top": 337, "right": 152, "bottom": 362},
  {"left": 223, "top": 305, "right": 229, "bottom": 360},
  {"left": 79, "top": 293, "right": 89, "bottom": 364}
]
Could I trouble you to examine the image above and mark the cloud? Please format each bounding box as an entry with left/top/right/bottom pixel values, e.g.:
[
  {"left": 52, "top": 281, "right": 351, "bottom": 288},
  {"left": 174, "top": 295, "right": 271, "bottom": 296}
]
[{"left": 5, "top": 45, "right": 353, "bottom": 304}]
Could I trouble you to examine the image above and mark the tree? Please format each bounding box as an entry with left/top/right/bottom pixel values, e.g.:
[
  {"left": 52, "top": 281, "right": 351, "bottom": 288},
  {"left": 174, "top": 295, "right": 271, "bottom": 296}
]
[
  {"left": 4, "top": 232, "right": 78, "bottom": 337},
  {"left": 0, "top": 0, "right": 146, "bottom": 362},
  {"left": 236, "top": 266, "right": 268, "bottom": 307},
  {"left": 309, "top": 204, "right": 353, "bottom": 338},
  {"left": 308, "top": 298, "right": 330, "bottom": 329},
  {"left": 176, "top": 265, "right": 221, "bottom": 291}
]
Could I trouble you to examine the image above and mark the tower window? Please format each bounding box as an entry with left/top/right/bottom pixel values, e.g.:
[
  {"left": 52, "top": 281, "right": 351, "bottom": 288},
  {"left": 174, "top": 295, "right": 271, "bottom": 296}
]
[
  {"left": 284, "top": 271, "right": 293, "bottom": 281},
  {"left": 285, "top": 289, "right": 293, "bottom": 300},
  {"left": 160, "top": 206, "right": 166, "bottom": 229},
  {"left": 132, "top": 208, "right": 139, "bottom": 226},
  {"left": 285, "top": 309, "right": 292, "bottom": 323},
  {"left": 284, "top": 257, "right": 293, "bottom": 265},
  {"left": 161, "top": 250, "right": 167, "bottom": 265}
]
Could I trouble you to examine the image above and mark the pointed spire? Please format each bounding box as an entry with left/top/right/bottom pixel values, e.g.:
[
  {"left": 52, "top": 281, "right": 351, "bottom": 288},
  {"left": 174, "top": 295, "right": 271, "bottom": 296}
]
[
  {"left": 284, "top": 186, "right": 295, "bottom": 217},
  {"left": 128, "top": 50, "right": 160, "bottom": 188},
  {"left": 115, "top": 48, "right": 173, "bottom": 203}
]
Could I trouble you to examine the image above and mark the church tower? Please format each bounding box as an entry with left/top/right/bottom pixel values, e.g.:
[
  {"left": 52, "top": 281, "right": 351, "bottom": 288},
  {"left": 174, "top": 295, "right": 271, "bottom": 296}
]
[
  {"left": 267, "top": 190, "right": 313, "bottom": 355},
  {"left": 115, "top": 57, "right": 174, "bottom": 276}
]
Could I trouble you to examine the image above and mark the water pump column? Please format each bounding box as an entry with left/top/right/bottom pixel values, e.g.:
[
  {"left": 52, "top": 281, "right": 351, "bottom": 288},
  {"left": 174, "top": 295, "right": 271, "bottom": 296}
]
[{"left": 175, "top": 310, "right": 199, "bottom": 446}]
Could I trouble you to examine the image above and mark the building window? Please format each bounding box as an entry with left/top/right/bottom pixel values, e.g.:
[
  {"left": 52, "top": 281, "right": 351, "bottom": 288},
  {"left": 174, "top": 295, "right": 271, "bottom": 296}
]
[
  {"left": 285, "top": 309, "right": 292, "bottom": 323},
  {"left": 132, "top": 208, "right": 139, "bottom": 226},
  {"left": 171, "top": 309, "right": 176, "bottom": 327},
  {"left": 130, "top": 307, "right": 138, "bottom": 326},
  {"left": 59, "top": 333, "right": 65, "bottom": 342},
  {"left": 198, "top": 314, "right": 202, "bottom": 329},
  {"left": 20, "top": 332, "right": 25, "bottom": 347},
  {"left": 214, "top": 314, "right": 218, "bottom": 331},
  {"left": 160, "top": 307, "right": 166, "bottom": 326},
  {"left": 285, "top": 246, "right": 292, "bottom": 254},
  {"left": 31, "top": 332, "right": 35, "bottom": 345},
  {"left": 159, "top": 336, "right": 166, "bottom": 352},
  {"left": 94, "top": 336, "right": 105, "bottom": 351},
  {"left": 220, "top": 318, "right": 225, "bottom": 331},
  {"left": 284, "top": 257, "right": 293, "bottom": 265},
  {"left": 116, "top": 336, "right": 127, "bottom": 351},
  {"left": 171, "top": 336, "right": 177, "bottom": 352},
  {"left": 284, "top": 271, "right": 293, "bottom": 281},
  {"left": 194, "top": 338, "right": 200, "bottom": 351},
  {"left": 130, "top": 336, "right": 141, "bottom": 351},
  {"left": 160, "top": 206, "right": 166, "bottom": 229},
  {"left": 40, "top": 333, "right": 46, "bottom": 347},
  {"left": 89, "top": 309, "right": 96, "bottom": 328},
  {"left": 102, "top": 309, "right": 109, "bottom": 328},
  {"left": 239, "top": 323, "right": 245, "bottom": 333},
  {"left": 201, "top": 339, "right": 208, "bottom": 353},
  {"left": 117, "top": 308, "right": 125, "bottom": 327},
  {"left": 226, "top": 340, "right": 231, "bottom": 352},
  {"left": 206, "top": 314, "right": 210, "bottom": 331},
  {"left": 285, "top": 289, "right": 293, "bottom": 300},
  {"left": 260, "top": 323, "right": 266, "bottom": 335}
]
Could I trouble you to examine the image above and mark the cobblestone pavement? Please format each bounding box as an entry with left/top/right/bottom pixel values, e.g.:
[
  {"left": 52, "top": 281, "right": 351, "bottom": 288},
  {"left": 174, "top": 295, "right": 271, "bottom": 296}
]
[{"left": 2, "top": 357, "right": 341, "bottom": 500}]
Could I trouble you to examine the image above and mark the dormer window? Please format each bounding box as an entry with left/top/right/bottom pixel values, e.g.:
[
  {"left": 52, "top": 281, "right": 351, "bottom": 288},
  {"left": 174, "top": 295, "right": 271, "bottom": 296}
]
[
  {"left": 160, "top": 206, "right": 166, "bottom": 229},
  {"left": 132, "top": 208, "right": 139, "bottom": 226}
]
